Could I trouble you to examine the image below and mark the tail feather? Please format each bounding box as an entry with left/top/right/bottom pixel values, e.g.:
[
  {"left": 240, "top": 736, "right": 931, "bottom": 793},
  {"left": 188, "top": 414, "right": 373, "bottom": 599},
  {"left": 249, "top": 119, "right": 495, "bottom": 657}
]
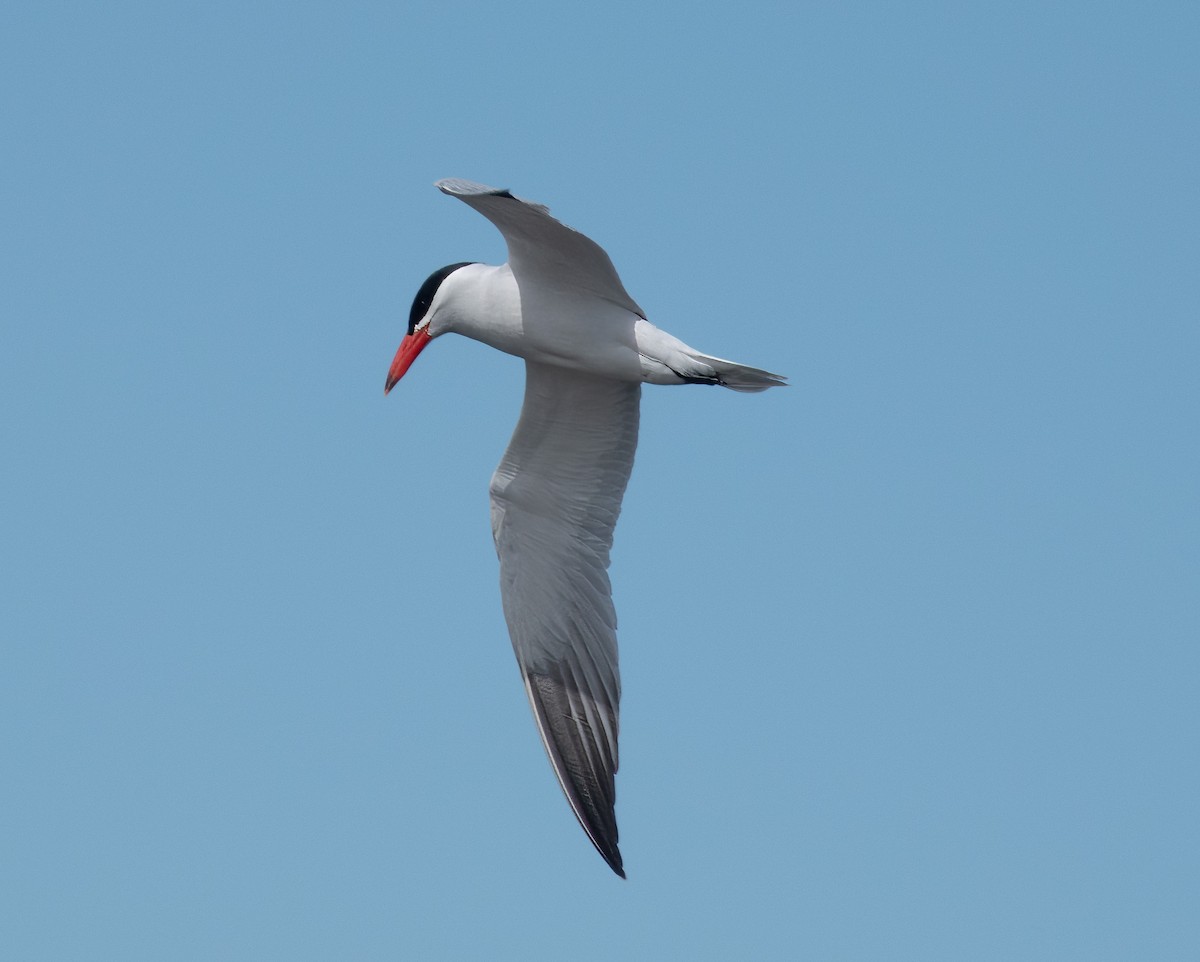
[{"left": 688, "top": 353, "right": 788, "bottom": 393}]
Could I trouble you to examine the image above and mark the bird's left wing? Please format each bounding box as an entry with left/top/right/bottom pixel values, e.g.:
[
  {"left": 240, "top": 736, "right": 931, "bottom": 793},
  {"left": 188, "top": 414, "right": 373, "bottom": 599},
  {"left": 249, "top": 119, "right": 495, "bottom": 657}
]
[
  {"left": 437, "top": 178, "right": 645, "bottom": 318},
  {"left": 489, "top": 361, "right": 641, "bottom": 878}
]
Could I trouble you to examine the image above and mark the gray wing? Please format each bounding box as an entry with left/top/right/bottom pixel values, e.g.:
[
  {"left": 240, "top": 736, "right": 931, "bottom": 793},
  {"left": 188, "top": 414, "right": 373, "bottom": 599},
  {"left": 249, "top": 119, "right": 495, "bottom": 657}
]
[
  {"left": 436, "top": 178, "right": 645, "bottom": 318},
  {"left": 489, "top": 361, "right": 640, "bottom": 878}
]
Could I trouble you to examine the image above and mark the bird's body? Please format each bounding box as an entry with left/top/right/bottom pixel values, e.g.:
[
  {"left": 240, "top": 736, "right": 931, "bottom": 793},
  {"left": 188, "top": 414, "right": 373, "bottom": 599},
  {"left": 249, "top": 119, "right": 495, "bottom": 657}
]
[
  {"left": 424, "top": 262, "right": 643, "bottom": 380},
  {"left": 387, "top": 180, "right": 785, "bottom": 878}
]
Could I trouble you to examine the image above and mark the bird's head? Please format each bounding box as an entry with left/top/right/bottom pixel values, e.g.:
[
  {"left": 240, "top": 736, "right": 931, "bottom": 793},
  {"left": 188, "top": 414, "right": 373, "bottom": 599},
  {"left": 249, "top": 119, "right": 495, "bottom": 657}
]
[{"left": 385, "top": 262, "right": 477, "bottom": 394}]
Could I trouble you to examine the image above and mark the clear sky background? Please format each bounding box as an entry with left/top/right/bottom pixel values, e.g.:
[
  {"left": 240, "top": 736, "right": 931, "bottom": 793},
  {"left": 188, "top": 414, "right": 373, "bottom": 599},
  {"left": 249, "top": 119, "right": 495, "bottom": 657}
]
[{"left": 2, "top": 2, "right": 1197, "bottom": 959}]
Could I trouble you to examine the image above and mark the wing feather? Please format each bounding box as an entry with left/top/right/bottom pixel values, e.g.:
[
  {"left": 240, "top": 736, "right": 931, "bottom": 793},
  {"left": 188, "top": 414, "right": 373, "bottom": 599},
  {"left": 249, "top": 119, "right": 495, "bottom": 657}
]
[{"left": 490, "top": 361, "right": 640, "bottom": 877}]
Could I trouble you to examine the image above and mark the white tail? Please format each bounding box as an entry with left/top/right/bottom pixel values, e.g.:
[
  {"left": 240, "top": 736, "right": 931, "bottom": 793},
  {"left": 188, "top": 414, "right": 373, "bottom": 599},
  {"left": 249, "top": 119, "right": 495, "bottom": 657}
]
[{"left": 687, "top": 352, "right": 788, "bottom": 393}]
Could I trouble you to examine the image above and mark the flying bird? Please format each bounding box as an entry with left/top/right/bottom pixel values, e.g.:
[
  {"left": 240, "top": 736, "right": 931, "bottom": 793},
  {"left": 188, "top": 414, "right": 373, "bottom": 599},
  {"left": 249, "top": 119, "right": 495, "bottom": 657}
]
[{"left": 386, "top": 179, "right": 786, "bottom": 877}]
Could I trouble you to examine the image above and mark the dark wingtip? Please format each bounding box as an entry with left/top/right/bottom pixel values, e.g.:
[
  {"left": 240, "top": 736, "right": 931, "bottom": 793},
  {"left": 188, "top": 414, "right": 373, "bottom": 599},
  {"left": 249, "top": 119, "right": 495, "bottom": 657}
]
[
  {"left": 523, "top": 671, "right": 625, "bottom": 879},
  {"left": 585, "top": 822, "right": 624, "bottom": 879},
  {"left": 597, "top": 839, "right": 625, "bottom": 879},
  {"left": 593, "top": 835, "right": 625, "bottom": 879}
]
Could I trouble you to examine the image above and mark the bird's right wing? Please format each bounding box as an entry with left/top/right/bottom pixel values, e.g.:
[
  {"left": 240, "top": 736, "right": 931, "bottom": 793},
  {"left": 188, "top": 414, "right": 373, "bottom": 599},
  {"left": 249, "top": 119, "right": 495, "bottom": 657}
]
[
  {"left": 489, "top": 361, "right": 641, "bottom": 878},
  {"left": 437, "top": 178, "right": 645, "bottom": 318}
]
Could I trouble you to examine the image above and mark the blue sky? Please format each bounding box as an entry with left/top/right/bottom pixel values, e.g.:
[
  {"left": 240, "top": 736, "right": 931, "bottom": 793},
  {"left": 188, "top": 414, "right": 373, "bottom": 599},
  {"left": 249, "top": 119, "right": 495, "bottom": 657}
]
[{"left": 2, "top": 1, "right": 1197, "bottom": 959}]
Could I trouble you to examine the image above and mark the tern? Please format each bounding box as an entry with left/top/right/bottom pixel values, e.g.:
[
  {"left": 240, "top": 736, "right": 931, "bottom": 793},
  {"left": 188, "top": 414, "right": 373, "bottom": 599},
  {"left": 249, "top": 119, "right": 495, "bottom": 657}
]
[{"left": 386, "top": 179, "right": 786, "bottom": 877}]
